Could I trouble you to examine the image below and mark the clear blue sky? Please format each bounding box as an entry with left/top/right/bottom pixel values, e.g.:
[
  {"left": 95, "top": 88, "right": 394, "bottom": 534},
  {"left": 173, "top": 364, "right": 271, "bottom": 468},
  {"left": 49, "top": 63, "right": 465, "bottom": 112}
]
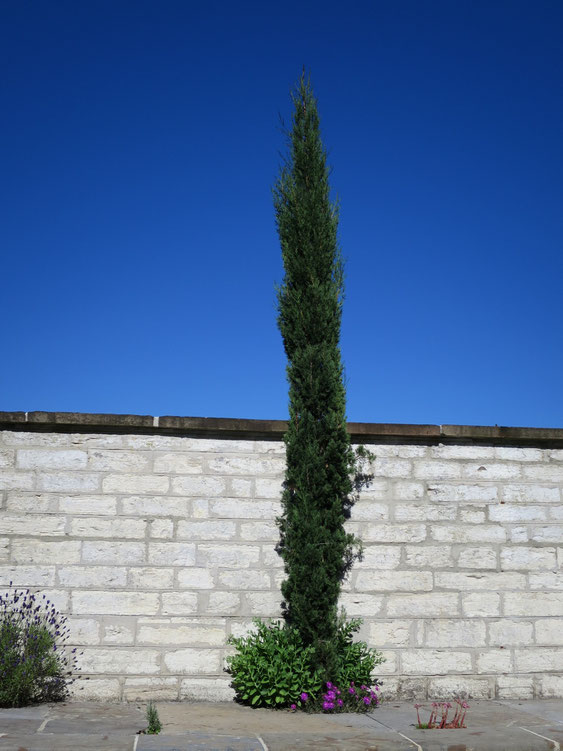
[{"left": 2, "top": 1, "right": 562, "bottom": 427}]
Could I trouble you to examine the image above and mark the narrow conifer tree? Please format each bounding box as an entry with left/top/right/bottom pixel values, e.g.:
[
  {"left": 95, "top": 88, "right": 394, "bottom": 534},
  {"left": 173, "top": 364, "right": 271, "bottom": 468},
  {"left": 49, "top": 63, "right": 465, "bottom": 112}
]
[{"left": 274, "top": 74, "right": 362, "bottom": 675}]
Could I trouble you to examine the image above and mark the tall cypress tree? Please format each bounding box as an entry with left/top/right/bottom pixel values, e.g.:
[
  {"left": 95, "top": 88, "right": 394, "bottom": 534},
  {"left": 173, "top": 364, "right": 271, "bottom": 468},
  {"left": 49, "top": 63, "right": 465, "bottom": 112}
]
[{"left": 274, "top": 74, "right": 362, "bottom": 675}]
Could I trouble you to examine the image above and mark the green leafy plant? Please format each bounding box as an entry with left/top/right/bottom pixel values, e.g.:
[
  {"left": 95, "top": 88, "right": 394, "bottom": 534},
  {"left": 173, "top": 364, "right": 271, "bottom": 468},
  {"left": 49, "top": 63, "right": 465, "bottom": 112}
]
[
  {"left": 146, "top": 701, "right": 162, "bottom": 734},
  {"left": 226, "top": 618, "right": 383, "bottom": 711},
  {"left": 0, "top": 585, "right": 79, "bottom": 707}
]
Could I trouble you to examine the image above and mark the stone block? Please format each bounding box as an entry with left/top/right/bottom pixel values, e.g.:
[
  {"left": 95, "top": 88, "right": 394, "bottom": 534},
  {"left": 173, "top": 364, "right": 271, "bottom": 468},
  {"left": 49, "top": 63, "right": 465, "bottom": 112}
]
[
  {"left": 180, "top": 678, "right": 235, "bottom": 701},
  {"left": 176, "top": 520, "right": 237, "bottom": 540},
  {"left": 530, "top": 572, "right": 563, "bottom": 590},
  {"left": 505, "top": 592, "right": 563, "bottom": 616},
  {"left": 510, "top": 526, "right": 529, "bottom": 542},
  {"left": 428, "top": 677, "right": 491, "bottom": 699},
  {"left": 369, "top": 620, "right": 411, "bottom": 647},
  {"left": 17, "top": 449, "right": 87, "bottom": 469},
  {"left": 540, "top": 675, "right": 563, "bottom": 697},
  {"left": 70, "top": 678, "right": 121, "bottom": 701},
  {"left": 427, "top": 484, "right": 497, "bottom": 503},
  {"left": 393, "top": 482, "right": 425, "bottom": 500},
  {"left": 373, "top": 458, "right": 412, "bottom": 478},
  {"left": 245, "top": 591, "right": 283, "bottom": 616},
  {"left": 11, "top": 540, "right": 81, "bottom": 564},
  {"left": 356, "top": 545, "right": 402, "bottom": 570},
  {"left": 362, "top": 523, "right": 426, "bottom": 543},
  {"left": 72, "top": 590, "right": 159, "bottom": 615},
  {"left": 496, "top": 675, "right": 533, "bottom": 699},
  {"left": 0, "top": 514, "right": 66, "bottom": 536},
  {"left": 79, "top": 648, "right": 159, "bottom": 674},
  {"left": 463, "top": 463, "right": 521, "bottom": 480},
  {"left": 425, "top": 620, "right": 486, "bottom": 648},
  {"left": 82, "top": 541, "right": 145, "bottom": 565},
  {"left": 431, "top": 445, "right": 495, "bottom": 460},
  {"left": 148, "top": 543, "right": 196, "bottom": 566},
  {"left": 161, "top": 592, "right": 198, "bottom": 615},
  {"left": 395, "top": 503, "right": 456, "bottom": 522},
  {"left": 102, "top": 618, "right": 136, "bottom": 644},
  {"left": 255, "top": 478, "right": 282, "bottom": 499},
  {"left": 137, "top": 619, "right": 226, "bottom": 647},
  {"left": 339, "top": 593, "right": 384, "bottom": 616},
  {"left": 404, "top": 545, "right": 453, "bottom": 568},
  {"left": 163, "top": 648, "right": 222, "bottom": 673},
  {"left": 414, "top": 461, "right": 461, "bottom": 480},
  {"left": 431, "top": 525, "right": 506, "bottom": 543},
  {"left": 356, "top": 570, "right": 432, "bottom": 592},
  {"left": 535, "top": 618, "right": 563, "bottom": 644},
  {"left": 261, "top": 545, "right": 283, "bottom": 568},
  {"left": 401, "top": 650, "right": 471, "bottom": 674},
  {"left": 58, "top": 566, "right": 127, "bottom": 588},
  {"left": 128, "top": 567, "right": 174, "bottom": 589},
  {"left": 70, "top": 517, "right": 146, "bottom": 538},
  {"left": 67, "top": 617, "right": 101, "bottom": 645},
  {"left": 177, "top": 568, "right": 215, "bottom": 589},
  {"left": 460, "top": 508, "right": 486, "bottom": 523},
  {"left": 121, "top": 496, "right": 189, "bottom": 516},
  {"left": 500, "top": 547, "right": 556, "bottom": 570},
  {"left": 149, "top": 519, "right": 174, "bottom": 538},
  {"left": 239, "top": 521, "right": 279, "bottom": 541},
  {"left": 351, "top": 502, "right": 389, "bottom": 521},
  {"left": 175, "top": 475, "right": 228, "bottom": 497},
  {"left": 0, "top": 538, "right": 8, "bottom": 563},
  {"left": 59, "top": 495, "right": 117, "bottom": 514},
  {"left": 0, "top": 565, "right": 55, "bottom": 586},
  {"left": 503, "top": 484, "right": 560, "bottom": 503},
  {"left": 515, "top": 648, "right": 563, "bottom": 672},
  {"left": 495, "top": 447, "right": 543, "bottom": 461},
  {"left": 207, "top": 454, "right": 284, "bottom": 476},
  {"left": 205, "top": 591, "right": 241, "bottom": 614},
  {"left": 457, "top": 547, "right": 497, "bottom": 569},
  {"left": 532, "top": 525, "right": 563, "bottom": 543},
  {"left": 103, "top": 474, "right": 169, "bottom": 494},
  {"left": 209, "top": 498, "right": 280, "bottom": 519},
  {"left": 153, "top": 453, "right": 202, "bottom": 474},
  {"left": 6, "top": 492, "right": 59, "bottom": 512},
  {"left": 218, "top": 569, "right": 270, "bottom": 590},
  {"left": 524, "top": 464, "right": 563, "bottom": 482},
  {"left": 435, "top": 572, "right": 526, "bottom": 590},
  {"left": 387, "top": 593, "right": 459, "bottom": 618},
  {"left": 230, "top": 478, "right": 253, "bottom": 497},
  {"left": 37, "top": 472, "right": 100, "bottom": 492},
  {"left": 196, "top": 545, "right": 259, "bottom": 568},
  {"left": 476, "top": 650, "right": 512, "bottom": 673},
  {"left": 489, "top": 504, "right": 547, "bottom": 522},
  {"left": 123, "top": 677, "right": 179, "bottom": 701},
  {"left": 489, "top": 619, "right": 533, "bottom": 646},
  {"left": 88, "top": 449, "right": 152, "bottom": 471},
  {"left": 0, "top": 450, "right": 14, "bottom": 468}
]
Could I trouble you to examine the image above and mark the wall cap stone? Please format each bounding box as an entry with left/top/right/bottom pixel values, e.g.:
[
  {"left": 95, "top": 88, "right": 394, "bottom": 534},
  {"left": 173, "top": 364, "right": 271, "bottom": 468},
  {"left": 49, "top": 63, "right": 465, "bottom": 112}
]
[{"left": 1, "top": 411, "right": 563, "bottom": 446}]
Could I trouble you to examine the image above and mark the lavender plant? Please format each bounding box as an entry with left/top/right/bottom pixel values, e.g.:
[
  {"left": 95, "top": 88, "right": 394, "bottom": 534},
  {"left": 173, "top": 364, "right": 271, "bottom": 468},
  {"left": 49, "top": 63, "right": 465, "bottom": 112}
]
[{"left": 0, "top": 584, "right": 79, "bottom": 707}]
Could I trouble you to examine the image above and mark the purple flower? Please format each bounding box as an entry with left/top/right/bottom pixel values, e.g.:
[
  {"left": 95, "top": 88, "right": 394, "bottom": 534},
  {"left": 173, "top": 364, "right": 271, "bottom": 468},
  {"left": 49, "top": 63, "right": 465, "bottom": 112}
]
[
  {"left": 326, "top": 681, "right": 333, "bottom": 689},
  {"left": 337, "top": 699, "right": 343, "bottom": 707},
  {"left": 290, "top": 704, "right": 296, "bottom": 711},
  {"left": 363, "top": 696, "right": 371, "bottom": 706},
  {"left": 348, "top": 687, "right": 356, "bottom": 695},
  {"left": 323, "top": 701, "right": 335, "bottom": 711},
  {"left": 300, "top": 692, "right": 308, "bottom": 702}
]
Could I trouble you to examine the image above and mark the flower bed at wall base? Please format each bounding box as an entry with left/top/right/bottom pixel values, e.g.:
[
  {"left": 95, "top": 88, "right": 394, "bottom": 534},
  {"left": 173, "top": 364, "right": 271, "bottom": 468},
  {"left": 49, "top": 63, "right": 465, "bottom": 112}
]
[{"left": 225, "top": 617, "right": 384, "bottom": 711}]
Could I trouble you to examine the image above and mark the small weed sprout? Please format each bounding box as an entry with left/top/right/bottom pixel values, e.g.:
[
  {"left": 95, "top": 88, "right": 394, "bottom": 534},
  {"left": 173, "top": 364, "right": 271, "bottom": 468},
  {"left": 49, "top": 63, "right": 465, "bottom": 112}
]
[{"left": 146, "top": 701, "right": 162, "bottom": 734}]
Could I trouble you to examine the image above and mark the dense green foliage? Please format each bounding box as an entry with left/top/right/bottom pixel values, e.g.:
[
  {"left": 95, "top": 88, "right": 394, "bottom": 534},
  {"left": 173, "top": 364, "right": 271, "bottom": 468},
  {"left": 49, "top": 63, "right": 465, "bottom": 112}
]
[
  {"left": 226, "top": 619, "right": 383, "bottom": 710},
  {"left": 273, "top": 74, "right": 363, "bottom": 675},
  {"left": 0, "top": 586, "right": 79, "bottom": 707}
]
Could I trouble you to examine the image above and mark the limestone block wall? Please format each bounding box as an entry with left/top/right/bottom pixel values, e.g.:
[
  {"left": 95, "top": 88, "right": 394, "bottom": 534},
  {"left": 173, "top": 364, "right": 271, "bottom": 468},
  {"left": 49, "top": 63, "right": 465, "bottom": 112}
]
[{"left": 0, "top": 413, "right": 562, "bottom": 702}]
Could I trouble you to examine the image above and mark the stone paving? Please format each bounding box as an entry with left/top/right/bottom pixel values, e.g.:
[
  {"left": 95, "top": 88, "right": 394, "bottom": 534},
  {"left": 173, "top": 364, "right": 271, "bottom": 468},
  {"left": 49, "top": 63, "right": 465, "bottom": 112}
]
[{"left": 0, "top": 699, "right": 561, "bottom": 750}]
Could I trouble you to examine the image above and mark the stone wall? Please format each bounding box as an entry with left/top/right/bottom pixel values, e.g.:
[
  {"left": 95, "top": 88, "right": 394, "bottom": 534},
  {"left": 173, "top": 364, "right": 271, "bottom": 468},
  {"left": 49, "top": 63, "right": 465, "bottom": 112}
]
[{"left": 0, "top": 413, "right": 562, "bottom": 701}]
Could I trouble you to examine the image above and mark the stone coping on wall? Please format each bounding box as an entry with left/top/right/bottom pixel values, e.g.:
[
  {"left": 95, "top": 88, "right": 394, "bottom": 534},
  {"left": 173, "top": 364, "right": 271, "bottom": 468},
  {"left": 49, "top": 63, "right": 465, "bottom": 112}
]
[{"left": 1, "top": 411, "right": 563, "bottom": 446}]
